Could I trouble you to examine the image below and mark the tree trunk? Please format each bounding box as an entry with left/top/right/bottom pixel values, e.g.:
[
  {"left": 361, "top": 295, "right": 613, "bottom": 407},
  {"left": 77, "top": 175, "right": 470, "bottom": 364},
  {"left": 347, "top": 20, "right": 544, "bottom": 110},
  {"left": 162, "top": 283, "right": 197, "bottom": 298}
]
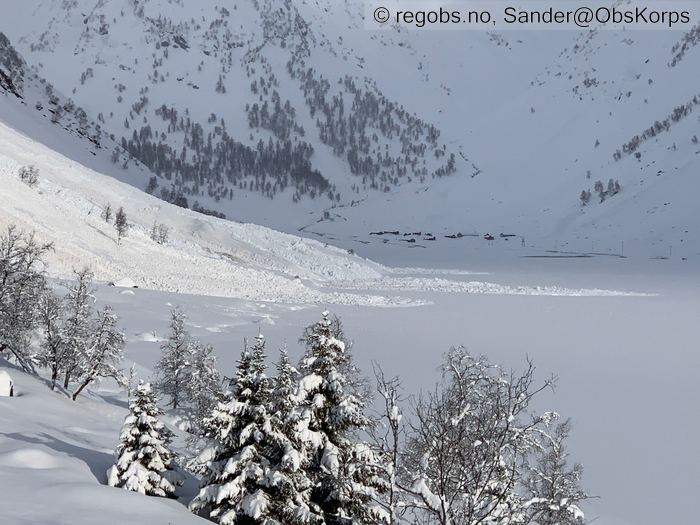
[
  {"left": 72, "top": 378, "right": 92, "bottom": 401},
  {"left": 63, "top": 370, "right": 71, "bottom": 389}
]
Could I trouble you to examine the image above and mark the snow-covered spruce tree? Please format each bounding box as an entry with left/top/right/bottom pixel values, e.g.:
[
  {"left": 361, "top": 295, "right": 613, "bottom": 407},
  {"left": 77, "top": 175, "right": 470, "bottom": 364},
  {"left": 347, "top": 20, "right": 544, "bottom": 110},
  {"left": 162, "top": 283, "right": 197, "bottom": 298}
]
[
  {"left": 115, "top": 206, "right": 129, "bottom": 244},
  {"left": 0, "top": 226, "right": 51, "bottom": 372},
  {"left": 190, "top": 334, "right": 277, "bottom": 524},
  {"left": 102, "top": 202, "right": 113, "bottom": 223},
  {"left": 263, "top": 348, "right": 324, "bottom": 525},
  {"left": 107, "top": 382, "right": 178, "bottom": 497},
  {"left": 188, "top": 340, "right": 223, "bottom": 432},
  {"left": 297, "top": 312, "right": 388, "bottom": 525},
  {"left": 155, "top": 308, "right": 193, "bottom": 410},
  {"left": 71, "top": 305, "right": 126, "bottom": 400},
  {"left": 61, "top": 268, "right": 95, "bottom": 389},
  {"left": 150, "top": 222, "right": 169, "bottom": 245}
]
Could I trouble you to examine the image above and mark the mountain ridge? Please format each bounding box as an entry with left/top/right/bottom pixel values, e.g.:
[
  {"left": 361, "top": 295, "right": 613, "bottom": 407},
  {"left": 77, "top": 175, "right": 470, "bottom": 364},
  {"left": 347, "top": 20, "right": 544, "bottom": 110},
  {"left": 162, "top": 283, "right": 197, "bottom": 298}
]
[{"left": 1, "top": 2, "right": 698, "bottom": 261}]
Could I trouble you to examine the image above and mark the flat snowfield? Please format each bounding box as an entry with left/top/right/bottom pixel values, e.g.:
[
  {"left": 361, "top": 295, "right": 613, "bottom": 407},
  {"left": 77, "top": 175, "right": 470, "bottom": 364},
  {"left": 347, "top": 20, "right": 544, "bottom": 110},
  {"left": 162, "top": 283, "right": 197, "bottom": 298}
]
[{"left": 2, "top": 262, "right": 698, "bottom": 525}]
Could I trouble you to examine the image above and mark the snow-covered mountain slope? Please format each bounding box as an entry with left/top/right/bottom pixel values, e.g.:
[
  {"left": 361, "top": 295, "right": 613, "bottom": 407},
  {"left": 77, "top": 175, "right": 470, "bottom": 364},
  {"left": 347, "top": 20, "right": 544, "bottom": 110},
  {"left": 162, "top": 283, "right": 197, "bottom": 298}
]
[
  {"left": 0, "top": 30, "right": 152, "bottom": 184},
  {"left": 0, "top": 1, "right": 456, "bottom": 209},
  {"left": 289, "top": 9, "right": 700, "bottom": 260},
  {"left": 0, "top": 111, "right": 429, "bottom": 305},
  {"left": 2, "top": 112, "right": 650, "bottom": 304},
  {"left": 1, "top": 2, "right": 699, "bottom": 263}
]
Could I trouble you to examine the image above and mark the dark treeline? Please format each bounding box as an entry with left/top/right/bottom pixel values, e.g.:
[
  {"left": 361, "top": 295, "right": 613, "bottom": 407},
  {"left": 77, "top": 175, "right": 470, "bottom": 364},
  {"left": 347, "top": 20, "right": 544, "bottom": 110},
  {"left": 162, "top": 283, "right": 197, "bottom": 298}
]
[
  {"left": 120, "top": 103, "right": 333, "bottom": 203},
  {"left": 614, "top": 92, "right": 700, "bottom": 160}
]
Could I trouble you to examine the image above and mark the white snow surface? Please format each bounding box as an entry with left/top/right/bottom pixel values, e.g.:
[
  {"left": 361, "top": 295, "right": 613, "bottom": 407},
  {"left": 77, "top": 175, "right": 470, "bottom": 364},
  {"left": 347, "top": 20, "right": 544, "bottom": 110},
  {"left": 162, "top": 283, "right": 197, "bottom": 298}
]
[
  {"left": 0, "top": 264, "right": 698, "bottom": 525},
  {"left": 0, "top": 359, "right": 209, "bottom": 525},
  {"left": 112, "top": 278, "right": 137, "bottom": 289},
  {"left": 0, "top": 118, "right": 646, "bottom": 303},
  {"left": 0, "top": 369, "right": 14, "bottom": 396},
  {"left": 326, "top": 276, "right": 654, "bottom": 297},
  {"left": 0, "top": 118, "right": 402, "bottom": 305}
]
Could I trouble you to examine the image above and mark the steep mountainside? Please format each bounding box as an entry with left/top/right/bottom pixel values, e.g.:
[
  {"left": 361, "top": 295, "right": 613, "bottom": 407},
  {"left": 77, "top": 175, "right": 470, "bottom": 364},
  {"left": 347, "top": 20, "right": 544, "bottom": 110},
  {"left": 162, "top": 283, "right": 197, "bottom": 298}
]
[
  {"left": 1, "top": 2, "right": 699, "bottom": 261},
  {"left": 0, "top": 108, "right": 412, "bottom": 305},
  {"left": 1, "top": 1, "right": 456, "bottom": 209},
  {"left": 0, "top": 30, "right": 142, "bottom": 176}
]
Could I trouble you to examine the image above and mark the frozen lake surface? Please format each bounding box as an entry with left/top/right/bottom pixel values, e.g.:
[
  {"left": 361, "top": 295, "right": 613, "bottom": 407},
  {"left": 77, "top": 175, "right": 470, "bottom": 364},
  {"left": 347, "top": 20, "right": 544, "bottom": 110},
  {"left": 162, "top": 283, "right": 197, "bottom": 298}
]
[{"left": 85, "top": 257, "right": 699, "bottom": 525}]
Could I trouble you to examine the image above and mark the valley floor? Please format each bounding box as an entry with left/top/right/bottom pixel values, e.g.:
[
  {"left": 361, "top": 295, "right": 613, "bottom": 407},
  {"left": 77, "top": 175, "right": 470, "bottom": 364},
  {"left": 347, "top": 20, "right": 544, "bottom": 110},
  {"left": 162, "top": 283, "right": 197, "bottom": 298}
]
[{"left": 2, "top": 262, "right": 698, "bottom": 525}]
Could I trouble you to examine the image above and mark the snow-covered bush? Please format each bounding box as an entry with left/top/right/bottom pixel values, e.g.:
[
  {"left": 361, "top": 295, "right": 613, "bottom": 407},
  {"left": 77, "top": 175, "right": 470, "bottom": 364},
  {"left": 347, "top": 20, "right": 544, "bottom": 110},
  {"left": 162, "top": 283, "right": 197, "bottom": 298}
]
[
  {"left": 399, "top": 347, "right": 588, "bottom": 525},
  {"left": 107, "top": 382, "right": 179, "bottom": 497},
  {"left": 18, "top": 165, "right": 39, "bottom": 187}
]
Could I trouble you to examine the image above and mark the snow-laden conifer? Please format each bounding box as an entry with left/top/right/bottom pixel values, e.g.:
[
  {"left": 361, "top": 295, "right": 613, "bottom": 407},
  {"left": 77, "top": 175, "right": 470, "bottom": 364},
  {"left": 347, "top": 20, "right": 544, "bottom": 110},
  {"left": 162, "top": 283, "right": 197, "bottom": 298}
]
[
  {"left": 263, "top": 348, "right": 324, "bottom": 525},
  {"left": 190, "top": 334, "right": 276, "bottom": 524},
  {"left": 115, "top": 206, "right": 129, "bottom": 244},
  {"left": 107, "top": 382, "right": 178, "bottom": 497},
  {"left": 156, "top": 308, "right": 222, "bottom": 429},
  {"left": 296, "top": 312, "right": 388, "bottom": 525},
  {"left": 155, "top": 308, "right": 192, "bottom": 409},
  {"left": 188, "top": 340, "right": 223, "bottom": 431}
]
